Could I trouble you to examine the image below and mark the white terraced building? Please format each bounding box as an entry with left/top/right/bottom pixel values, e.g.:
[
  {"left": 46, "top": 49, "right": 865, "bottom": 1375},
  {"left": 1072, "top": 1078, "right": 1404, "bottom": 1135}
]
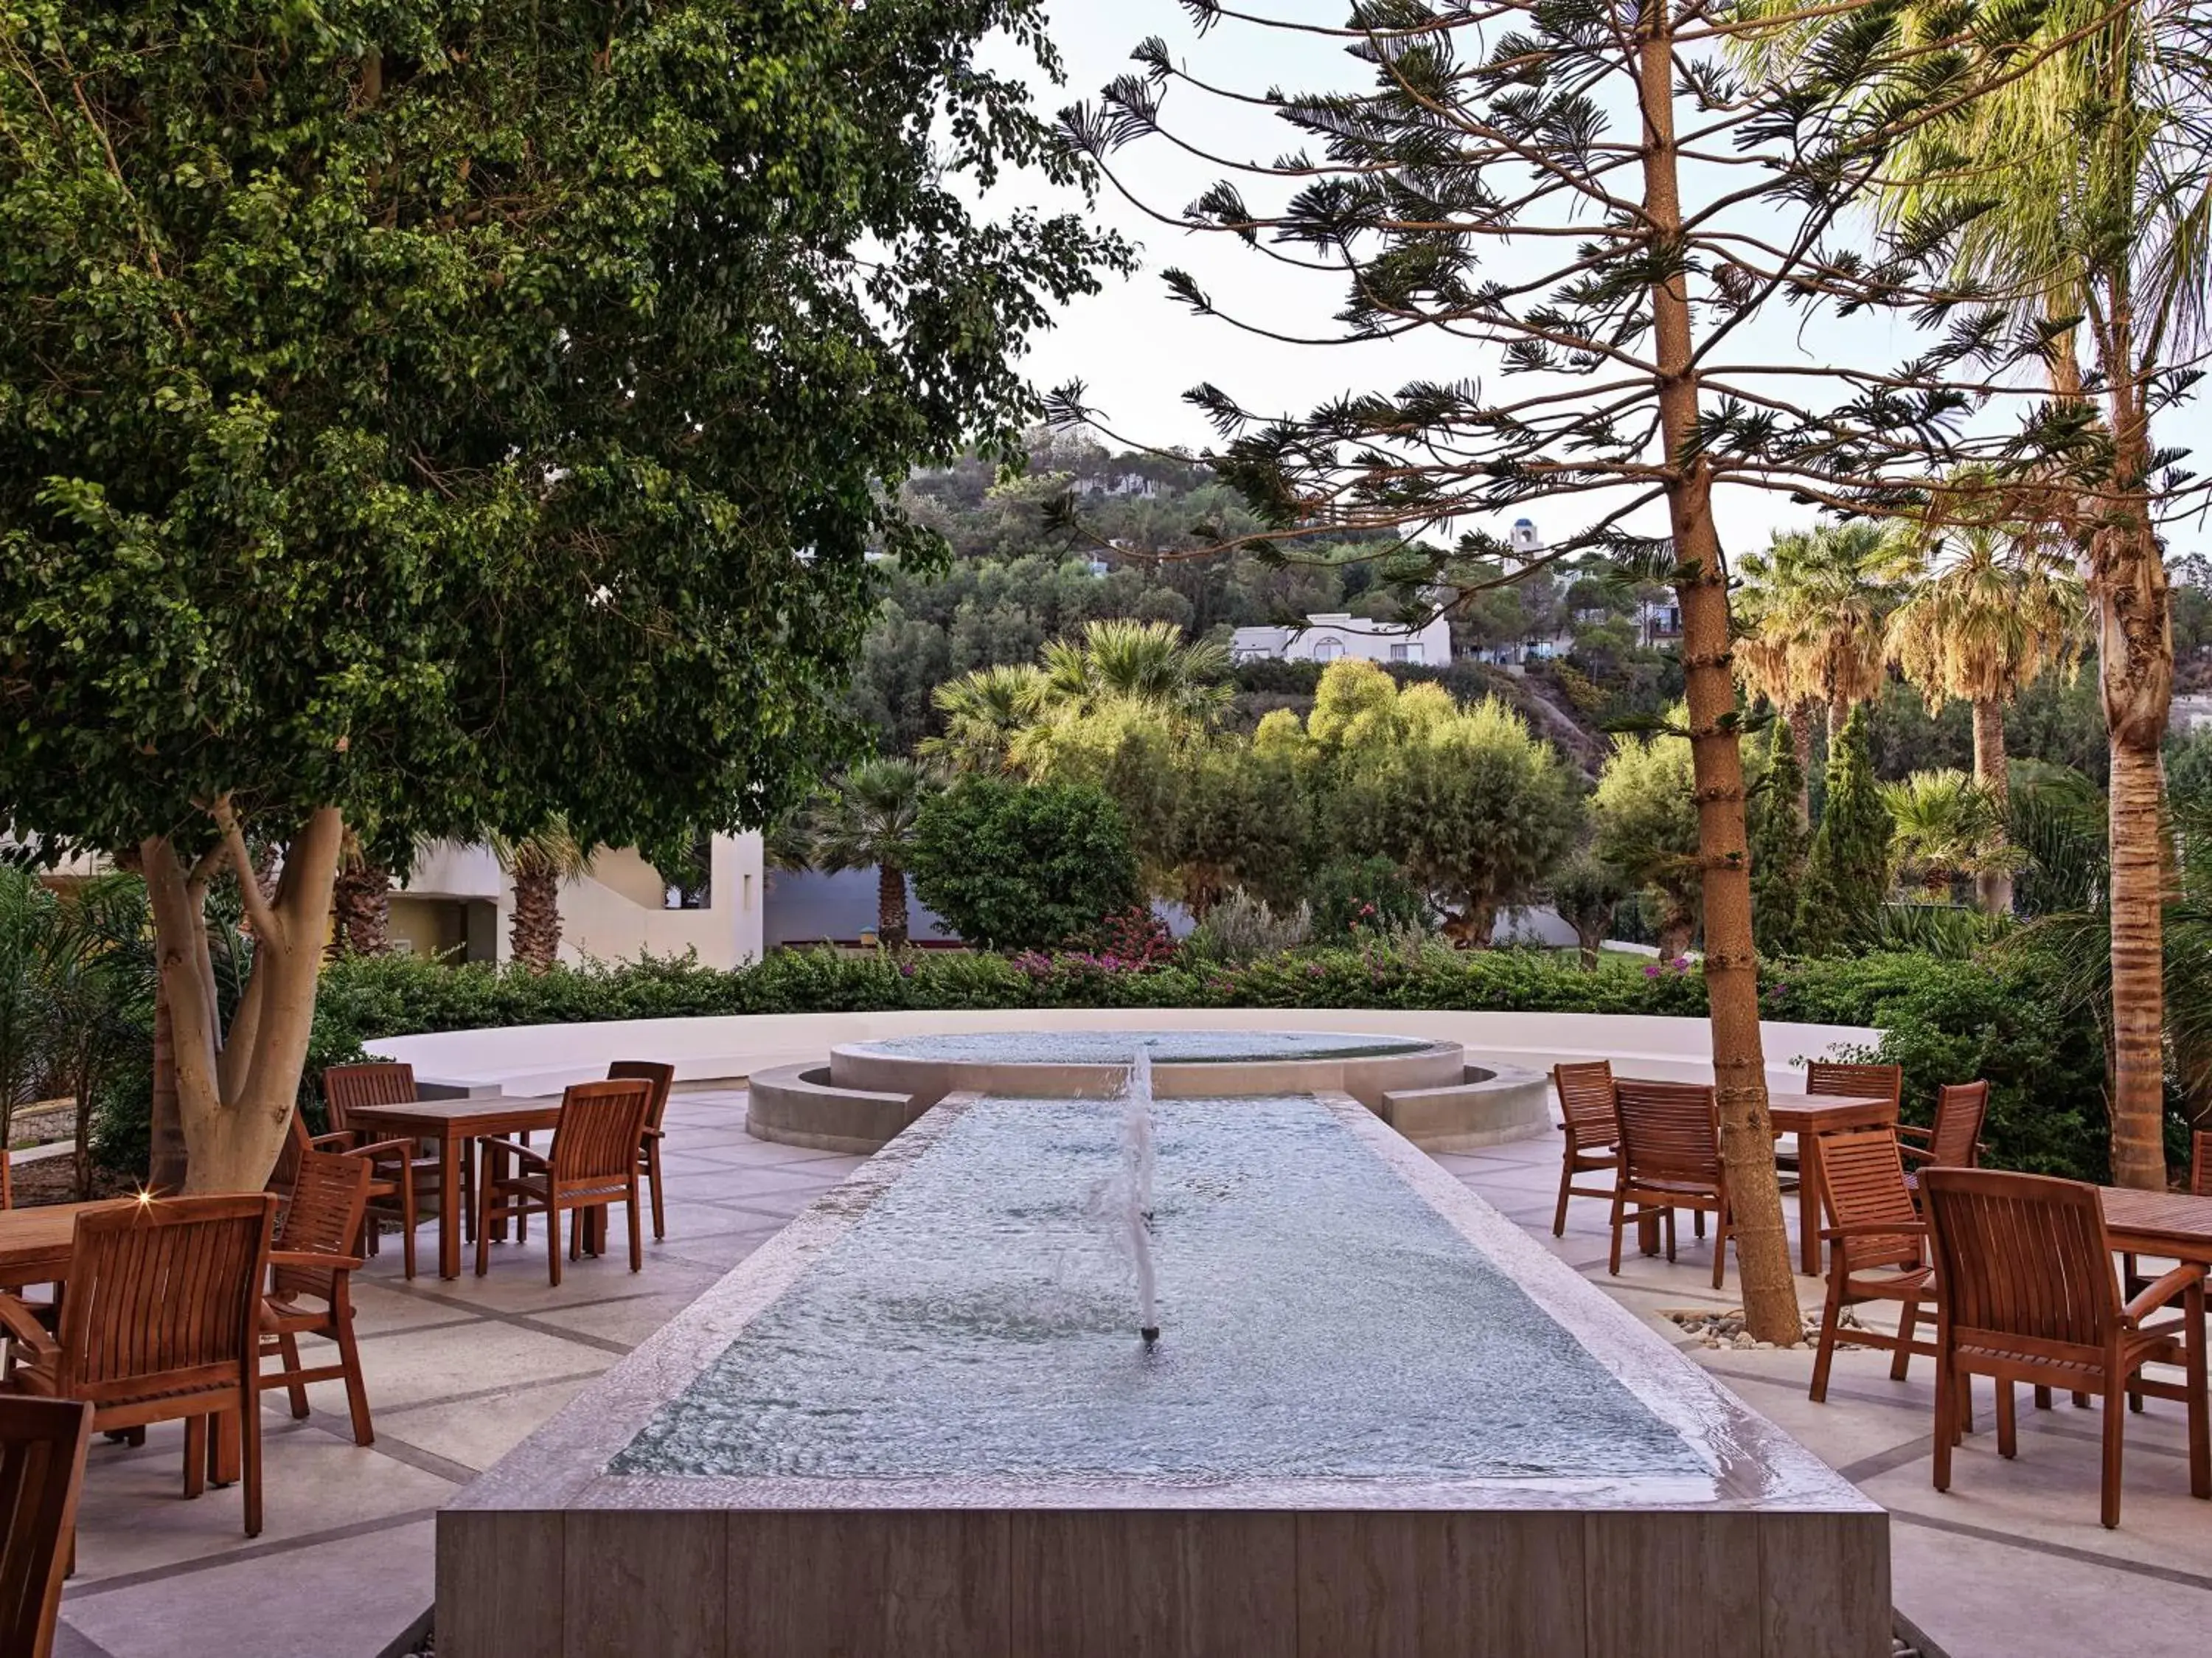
[{"left": 1228, "top": 610, "right": 1453, "bottom": 667}]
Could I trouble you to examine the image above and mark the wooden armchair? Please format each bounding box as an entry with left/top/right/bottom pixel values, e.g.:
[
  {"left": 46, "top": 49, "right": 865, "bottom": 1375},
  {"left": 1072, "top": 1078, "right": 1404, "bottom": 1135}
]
[
  {"left": 2193, "top": 1130, "right": 2210, "bottom": 1196},
  {"left": 1550, "top": 1061, "right": 1618, "bottom": 1237},
  {"left": 0, "top": 1196, "right": 275, "bottom": 1536},
  {"left": 474, "top": 1080, "right": 653, "bottom": 1287},
  {"left": 261, "top": 1149, "right": 376, "bottom": 1447},
  {"left": 1923, "top": 1168, "right": 2211, "bottom": 1529},
  {"left": 1809, "top": 1127, "right": 1938, "bottom": 1402},
  {"left": 1609, "top": 1081, "right": 1733, "bottom": 1288},
  {"left": 1805, "top": 1060, "right": 1905, "bottom": 1108},
  {"left": 1899, "top": 1080, "right": 1989, "bottom": 1193},
  {"left": 322, "top": 1061, "right": 460, "bottom": 1279},
  {"left": 0, "top": 1398, "right": 93, "bottom": 1658},
  {"left": 278, "top": 1101, "right": 421, "bottom": 1277},
  {"left": 609, "top": 1061, "right": 677, "bottom": 1243}
]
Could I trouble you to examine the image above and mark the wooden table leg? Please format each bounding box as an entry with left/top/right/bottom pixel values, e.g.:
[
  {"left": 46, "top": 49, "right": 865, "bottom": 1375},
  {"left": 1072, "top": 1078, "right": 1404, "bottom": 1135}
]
[
  {"left": 439, "top": 1134, "right": 462, "bottom": 1280},
  {"left": 1798, "top": 1132, "right": 1822, "bottom": 1277}
]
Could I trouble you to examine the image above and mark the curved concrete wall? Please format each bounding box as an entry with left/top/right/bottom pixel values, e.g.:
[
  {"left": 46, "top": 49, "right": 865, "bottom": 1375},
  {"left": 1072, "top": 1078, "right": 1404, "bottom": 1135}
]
[{"left": 369, "top": 1006, "right": 1882, "bottom": 1101}]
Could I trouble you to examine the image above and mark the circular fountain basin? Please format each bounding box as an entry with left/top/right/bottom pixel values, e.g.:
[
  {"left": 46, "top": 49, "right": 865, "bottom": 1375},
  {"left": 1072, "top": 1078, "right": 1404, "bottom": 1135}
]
[
  {"left": 829, "top": 1028, "right": 1464, "bottom": 1109},
  {"left": 745, "top": 1027, "right": 1553, "bottom": 1155}
]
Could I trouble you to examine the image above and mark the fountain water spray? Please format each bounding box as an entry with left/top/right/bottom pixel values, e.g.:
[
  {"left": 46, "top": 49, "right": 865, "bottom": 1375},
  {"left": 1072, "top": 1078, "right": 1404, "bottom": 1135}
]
[{"left": 1085, "top": 1044, "right": 1161, "bottom": 1347}]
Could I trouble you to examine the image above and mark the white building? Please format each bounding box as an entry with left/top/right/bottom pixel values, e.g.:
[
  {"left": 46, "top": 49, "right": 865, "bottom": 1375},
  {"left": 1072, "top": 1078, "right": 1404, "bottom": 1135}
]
[
  {"left": 392, "top": 832, "right": 765, "bottom": 969},
  {"left": 1229, "top": 611, "right": 1453, "bottom": 668}
]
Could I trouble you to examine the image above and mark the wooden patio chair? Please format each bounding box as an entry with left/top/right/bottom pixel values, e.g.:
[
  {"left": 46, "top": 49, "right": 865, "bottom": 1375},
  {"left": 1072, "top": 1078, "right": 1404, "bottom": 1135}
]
[
  {"left": 260, "top": 1149, "right": 376, "bottom": 1447},
  {"left": 2193, "top": 1130, "right": 2210, "bottom": 1196},
  {"left": 1609, "top": 1080, "right": 1733, "bottom": 1289},
  {"left": 0, "top": 1196, "right": 276, "bottom": 1536},
  {"left": 1809, "top": 1127, "right": 1938, "bottom": 1402},
  {"left": 277, "top": 1099, "right": 423, "bottom": 1277},
  {"left": 609, "top": 1061, "right": 677, "bottom": 1243},
  {"left": 0, "top": 1397, "right": 92, "bottom": 1658},
  {"left": 323, "top": 1061, "right": 468, "bottom": 1279},
  {"left": 1550, "top": 1061, "right": 1618, "bottom": 1237},
  {"left": 473, "top": 1079, "right": 653, "bottom": 1287},
  {"left": 1804, "top": 1059, "right": 1905, "bottom": 1109},
  {"left": 1922, "top": 1167, "right": 2211, "bottom": 1530},
  {"left": 1899, "top": 1079, "right": 1989, "bottom": 1196}
]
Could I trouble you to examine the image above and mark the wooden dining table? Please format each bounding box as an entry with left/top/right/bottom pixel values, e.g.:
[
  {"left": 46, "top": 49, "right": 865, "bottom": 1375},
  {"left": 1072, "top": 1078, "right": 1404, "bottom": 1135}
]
[
  {"left": 0, "top": 1198, "right": 137, "bottom": 1290},
  {"left": 2100, "top": 1187, "right": 2212, "bottom": 1264},
  {"left": 1767, "top": 1092, "right": 1899, "bottom": 1275},
  {"left": 340, "top": 1095, "right": 563, "bottom": 1280}
]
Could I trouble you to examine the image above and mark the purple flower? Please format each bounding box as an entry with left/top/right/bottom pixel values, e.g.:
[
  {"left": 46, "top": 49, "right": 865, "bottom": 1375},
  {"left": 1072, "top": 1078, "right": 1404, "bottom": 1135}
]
[
  {"left": 1672, "top": 955, "right": 1691, "bottom": 969},
  {"left": 1644, "top": 963, "right": 1662, "bottom": 978}
]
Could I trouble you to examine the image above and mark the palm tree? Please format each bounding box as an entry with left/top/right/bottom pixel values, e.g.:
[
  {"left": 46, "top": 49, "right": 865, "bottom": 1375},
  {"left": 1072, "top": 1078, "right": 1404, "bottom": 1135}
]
[
  {"left": 1863, "top": 0, "right": 2212, "bottom": 1187},
  {"left": 328, "top": 828, "right": 392, "bottom": 958},
  {"left": 806, "top": 758, "right": 938, "bottom": 948},
  {"left": 1881, "top": 771, "right": 2019, "bottom": 903},
  {"left": 490, "top": 819, "right": 591, "bottom": 973},
  {"left": 922, "top": 663, "right": 1046, "bottom": 774},
  {"left": 1885, "top": 516, "right": 2086, "bottom": 912},
  {"left": 1734, "top": 523, "right": 1900, "bottom": 814},
  {"left": 1037, "top": 619, "right": 1233, "bottom": 726}
]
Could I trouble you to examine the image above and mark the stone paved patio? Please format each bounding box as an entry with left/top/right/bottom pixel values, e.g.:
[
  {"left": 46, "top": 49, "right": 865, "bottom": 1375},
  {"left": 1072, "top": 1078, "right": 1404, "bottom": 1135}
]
[{"left": 48, "top": 1086, "right": 2212, "bottom": 1657}]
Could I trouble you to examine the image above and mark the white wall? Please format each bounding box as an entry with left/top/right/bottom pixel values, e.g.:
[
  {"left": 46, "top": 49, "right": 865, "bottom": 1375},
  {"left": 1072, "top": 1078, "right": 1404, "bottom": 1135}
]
[
  {"left": 1232, "top": 613, "right": 1453, "bottom": 667},
  {"left": 399, "top": 832, "right": 764, "bottom": 969}
]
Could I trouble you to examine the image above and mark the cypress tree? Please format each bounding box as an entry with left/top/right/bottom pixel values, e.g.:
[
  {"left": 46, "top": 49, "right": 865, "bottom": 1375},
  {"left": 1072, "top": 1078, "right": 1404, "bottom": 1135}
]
[
  {"left": 1797, "top": 706, "right": 1893, "bottom": 954},
  {"left": 1747, "top": 718, "right": 1809, "bottom": 957}
]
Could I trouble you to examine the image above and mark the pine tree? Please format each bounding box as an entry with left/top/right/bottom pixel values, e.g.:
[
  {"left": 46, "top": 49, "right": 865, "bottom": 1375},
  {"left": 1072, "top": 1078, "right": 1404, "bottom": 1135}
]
[
  {"left": 1797, "top": 707, "right": 1893, "bottom": 954},
  {"left": 1747, "top": 720, "right": 1809, "bottom": 957}
]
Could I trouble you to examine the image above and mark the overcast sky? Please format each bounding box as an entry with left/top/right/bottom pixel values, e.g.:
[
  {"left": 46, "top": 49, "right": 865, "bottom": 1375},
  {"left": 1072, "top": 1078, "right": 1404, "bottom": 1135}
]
[{"left": 990, "top": 2, "right": 2210, "bottom": 560}]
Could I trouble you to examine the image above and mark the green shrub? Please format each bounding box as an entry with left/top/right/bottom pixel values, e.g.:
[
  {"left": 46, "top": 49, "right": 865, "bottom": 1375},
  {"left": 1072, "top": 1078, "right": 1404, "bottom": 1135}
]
[
  {"left": 1308, "top": 855, "right": 1428, "bottom": 938},
  {"left": 908, "top": 777, "right": 1139, "bottom": 949}
]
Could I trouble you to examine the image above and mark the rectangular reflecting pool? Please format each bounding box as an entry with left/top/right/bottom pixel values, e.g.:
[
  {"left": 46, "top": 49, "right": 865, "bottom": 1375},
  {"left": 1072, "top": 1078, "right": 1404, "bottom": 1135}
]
[{"left": 439, "top": 1092, "right": 1888, "bottom": 1658}]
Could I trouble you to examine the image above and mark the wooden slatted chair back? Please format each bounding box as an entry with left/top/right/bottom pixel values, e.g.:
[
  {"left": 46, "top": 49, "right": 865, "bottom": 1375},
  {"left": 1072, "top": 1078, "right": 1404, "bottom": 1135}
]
[
  {"left": 1926, "top": 1081, "right": 1991, "bottom": 1170},
  {"left": 1552, "top": 1061, "right": 1617, "bottom": 1151},
  {"left": 548, "top": 1080, "right": 654, "bottom": 1185},
  {"left": 321, "top": 1061, "right": 417, "bottom": 1135},
  {"left": 2191, "top": 1130, "right": 2210, "bottom": 1198},
  {"left": 1921, "top": 1168, "right": 2119, "bottom": 1364},
  {"left": 0, "top": 1398, "right": 93, "bottom": 1658},
  {"left": 1613, "top": 1081, "right": 1722, "bottom": 1187},
  {"left": 608, "top": 1061, "right": 676, "bottom": 1137},
  {"left": 272, "top": 1151, "right": 374, "bottom": 1303},
  {"left": 52, "top": 1196, "right": 274, "bottom": 1405},
  {"left": 1815, "top": 1128, "right": 1923, "bottom": 1270},
  {"left": 1804, "top": 1060, "right": 1903, "bottom": 1109}
]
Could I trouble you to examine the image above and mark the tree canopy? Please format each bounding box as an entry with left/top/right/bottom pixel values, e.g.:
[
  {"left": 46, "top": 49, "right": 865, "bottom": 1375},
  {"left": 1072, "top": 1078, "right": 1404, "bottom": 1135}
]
[{"left": 0, "top": 0, "right": 1124, "bottom": 1185}]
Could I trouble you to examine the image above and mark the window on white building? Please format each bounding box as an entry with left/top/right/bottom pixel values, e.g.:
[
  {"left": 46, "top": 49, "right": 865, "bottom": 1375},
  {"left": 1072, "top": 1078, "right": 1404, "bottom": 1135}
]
[
  {"left": 1389, "top": 642, "right": 1424, "bottom": 665},
  {"left": 1312, "top": 637, "right": 1343, "bottom": 661}
]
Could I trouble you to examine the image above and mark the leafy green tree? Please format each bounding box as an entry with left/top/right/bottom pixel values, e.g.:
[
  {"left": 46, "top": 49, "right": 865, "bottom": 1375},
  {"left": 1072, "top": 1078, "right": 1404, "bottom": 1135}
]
[
  {"left": 1551, "top": 856, "right": 1631, "bottom": 971},
  {"left": 804, "top": 759, "right": 940, "bottom": 949},
  {"left": 0, "top": 0, "right": 1121, "bottom": 1189},
  {"left": 1590, "top": 732, "right": 1703, "bottom": 961},
  {"left": 909, "top": 778, "right": 1138, "bottom": 949},
  {"left": 1747, "top": 719, "right": 1809, "bottom": 957},
  {"left": 1798, "top": 707, "right": 1895, "bottom": 954}
]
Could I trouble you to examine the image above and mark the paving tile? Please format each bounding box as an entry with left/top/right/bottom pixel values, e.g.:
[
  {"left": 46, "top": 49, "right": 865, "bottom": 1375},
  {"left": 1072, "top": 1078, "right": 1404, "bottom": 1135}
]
[{"left": 63, "top": 1513, "right": 434, "bottom": 1658}]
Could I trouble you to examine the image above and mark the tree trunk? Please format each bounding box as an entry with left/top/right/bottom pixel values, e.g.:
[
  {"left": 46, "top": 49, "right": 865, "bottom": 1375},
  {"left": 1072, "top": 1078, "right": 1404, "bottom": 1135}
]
[
  {"left": 1791, "top": 699, "right": 1817, "bottom": 826},
  {"left": 329, "top": 845, "right": 392, "bottom": 959},
  {"left": 1827, "top": 692, "right": 1850, "bottom": 752},
  {"left": 1638, "top": 3, "right": 1795, "bottom": 1342},
  {"left": 1577, "top": 928, "right": 1603, "bottom": 971},
  {"left": 877, "top": 863, "right": 910, "bottom": 950},
  {"left": 143, "top": 805, "right": 345, "bottom": 1193},
  {"left": 149, "top": 971, "right": 187, "bottom": 1193},
  {"left": 1970, "top": 696, "right": 2013, "bottom": 916},
  {"left": 509, "top": 856, "right": 562, "bottom": 972},
  {"left": 2093, "top": 356, "right": 2171, "bottom": 1188}
]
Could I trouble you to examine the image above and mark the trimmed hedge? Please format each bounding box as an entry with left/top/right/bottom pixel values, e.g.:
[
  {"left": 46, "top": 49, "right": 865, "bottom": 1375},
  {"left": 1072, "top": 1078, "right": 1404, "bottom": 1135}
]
[{"left": 310, "top": 945, "right": 2118, "bottom": 1180}]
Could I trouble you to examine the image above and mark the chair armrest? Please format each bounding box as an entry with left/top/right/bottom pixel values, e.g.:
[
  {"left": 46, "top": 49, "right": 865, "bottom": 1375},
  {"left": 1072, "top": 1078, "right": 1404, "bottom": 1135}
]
[
  {"left": 1896, "top": 1124, "right": 1934, "bottom": 1145},
  {"left": 1896, "top": 1142, "right": 1935, "bottom": 1168},
  {"left": 1818, "top": 1220, "right": 1928, "bottom": 1240},
  {"left": 477, "top": 1136, "right": 550, "bottom": 1169},
  {"left": 0, "top": 1291, "right": 58, "bottom": 1359},
  {"left": 2124, "top": 1260, "right": 2205, "bottom": 1325},
  {"left": 345, "top": 1136, "right": 424, "bottom": 1164},
  {"left": 270, "top": 1249, "right": 364, "bottom": 1274}
]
